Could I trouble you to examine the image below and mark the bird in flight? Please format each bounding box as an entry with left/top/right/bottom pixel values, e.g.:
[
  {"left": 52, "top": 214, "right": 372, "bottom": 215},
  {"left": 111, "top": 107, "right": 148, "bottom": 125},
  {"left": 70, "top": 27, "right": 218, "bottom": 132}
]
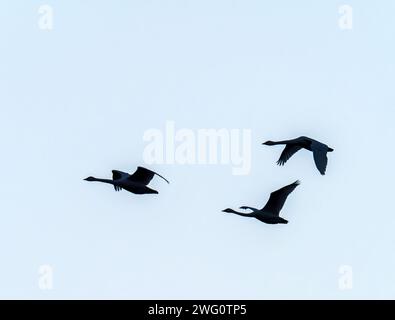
[
  {"left": 84, "top": 166, "right": 169, "bottom": 195},
  {"left": 262, "top": 136, "right": 334, "bottom": 175},
  {"left": 222, "top": 180, "right": 300, "bottom": 224}
]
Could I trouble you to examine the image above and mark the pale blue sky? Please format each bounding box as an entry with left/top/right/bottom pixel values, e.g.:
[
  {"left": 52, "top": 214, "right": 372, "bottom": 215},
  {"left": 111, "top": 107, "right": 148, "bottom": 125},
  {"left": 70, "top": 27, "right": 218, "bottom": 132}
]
[{"left": 1, "top": 0, "right": 394, "bottom": 299}]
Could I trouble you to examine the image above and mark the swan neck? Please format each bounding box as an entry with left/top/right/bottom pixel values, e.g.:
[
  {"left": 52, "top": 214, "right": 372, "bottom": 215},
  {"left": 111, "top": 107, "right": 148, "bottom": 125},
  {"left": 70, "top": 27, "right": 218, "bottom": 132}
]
[{"left": 92, "top": 178, "right": 114, "bottom": 184}]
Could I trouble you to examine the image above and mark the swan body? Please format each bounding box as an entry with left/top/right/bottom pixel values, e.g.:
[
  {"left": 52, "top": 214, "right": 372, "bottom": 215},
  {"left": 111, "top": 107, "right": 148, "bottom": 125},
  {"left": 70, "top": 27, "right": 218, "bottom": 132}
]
[
  {"left": 222, "top": 180, "right": 300, "bottom": 225},
  {"left": 84, "top": 166, "right": 169, "bottom": 195},
  {"left": 263, "top": 136, "right": 334, "bottom": 175}
]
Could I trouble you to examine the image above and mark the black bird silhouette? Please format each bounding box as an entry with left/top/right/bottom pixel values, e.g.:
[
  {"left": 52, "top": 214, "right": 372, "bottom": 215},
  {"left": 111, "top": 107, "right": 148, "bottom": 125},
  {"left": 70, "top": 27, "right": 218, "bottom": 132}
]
[
  {"left": 84, "top": 166, "right": 169, "bottom": 194},
  {"left": 222, "top": 180, "right": 300, "bottom": 224},
  {"left": 262, "top": 136, "right": 334, "bottom": 175}
]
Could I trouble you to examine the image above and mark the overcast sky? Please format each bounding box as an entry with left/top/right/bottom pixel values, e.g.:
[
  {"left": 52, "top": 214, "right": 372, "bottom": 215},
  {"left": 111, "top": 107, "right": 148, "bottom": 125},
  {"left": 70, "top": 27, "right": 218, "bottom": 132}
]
[{"left": 1, "top": 0, "right": 395, "bottom": 299}]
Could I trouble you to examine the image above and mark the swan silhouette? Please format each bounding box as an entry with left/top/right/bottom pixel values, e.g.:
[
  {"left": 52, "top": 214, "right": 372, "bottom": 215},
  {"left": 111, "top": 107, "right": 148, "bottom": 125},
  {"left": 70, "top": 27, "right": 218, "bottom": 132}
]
[
  {"left": 84, "top": 166, "right": 169, "bottom": 194},
  {"left": 263, "top": 136, "right": 334, "bottom": 175},
  {"left": 222, "top": 180, "right": 300, "bottom": 224}
]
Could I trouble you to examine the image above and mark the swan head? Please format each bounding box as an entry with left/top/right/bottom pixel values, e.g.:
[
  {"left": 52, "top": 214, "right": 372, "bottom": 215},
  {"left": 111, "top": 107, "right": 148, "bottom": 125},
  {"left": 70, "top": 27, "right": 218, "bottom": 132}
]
[
  {"left": 222, "top": 208, "right": 234, "bottom": 213},
  {"left": 262, "top": 141, "right": 275, "bottom": 146},
  {"left": 84, "top": 176, "right": 96, "bottom": 181}
]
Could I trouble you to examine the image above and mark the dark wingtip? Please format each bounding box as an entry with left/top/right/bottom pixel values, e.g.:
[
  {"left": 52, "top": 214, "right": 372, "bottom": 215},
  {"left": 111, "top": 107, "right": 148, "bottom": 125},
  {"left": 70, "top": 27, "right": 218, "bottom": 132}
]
[
  {"left": 294, "top": 180, "right": 301, "bottom": 186},
  {"left": 155, "top": 172, "right": 170, "bottom": 184}
]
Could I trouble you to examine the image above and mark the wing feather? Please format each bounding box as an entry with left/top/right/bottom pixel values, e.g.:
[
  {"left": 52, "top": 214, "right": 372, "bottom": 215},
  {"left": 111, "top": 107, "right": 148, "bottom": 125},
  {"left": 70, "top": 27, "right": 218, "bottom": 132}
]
[
  {"left": 128, "top": 167, "right": 169, "bottom": 185},
  {"left": 262, "top": 181, "right": 300, "bottom": 215},
  {"left": 277, "top": 144, "right": 302, "bottom": 166},
  {"left": 313, "top": 150, "right": 328, "bottom": 175}
]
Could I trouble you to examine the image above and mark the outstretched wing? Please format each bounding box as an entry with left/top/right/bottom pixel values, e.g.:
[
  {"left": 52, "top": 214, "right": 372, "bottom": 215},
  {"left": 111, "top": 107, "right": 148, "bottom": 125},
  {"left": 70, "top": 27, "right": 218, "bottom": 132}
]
[
  {"left": 277, "top": 144, "right": 302, "bottom": 166},
  {"left": 262, "top": 180, "right": 300, "bottom": 215},
  {"left": 112, "top": 170, "right": 129, "bottom": 181},
  {"left": 311, "top": 140, "right": 330, "bottom": 175},
  {"left": 128, "top": 167, "right": 169, "bottom": 185},
  {"left": 313, "top": 150, "right": 328, "bottom": 175},
  {"left": 112, "top": 170, "right": 128, "bottom": 191}
]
